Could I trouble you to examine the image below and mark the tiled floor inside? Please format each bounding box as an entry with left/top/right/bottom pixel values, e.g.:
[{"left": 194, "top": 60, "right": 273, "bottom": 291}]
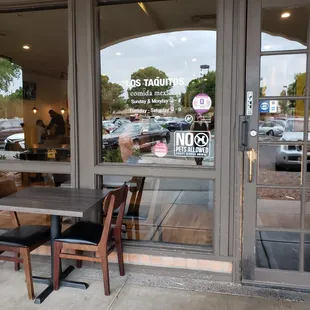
[{"left": 1, "top": 256, "right": 310, "bottom": 310}]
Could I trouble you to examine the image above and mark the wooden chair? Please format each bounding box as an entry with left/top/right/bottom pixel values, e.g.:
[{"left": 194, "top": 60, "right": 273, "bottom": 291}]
[
  {"left": 53, "top": 183, "right": 128, "bottom": 296},
  {"left": 0, "top": 180, "right": 21, "bottom": 271},
  {"left": 0, "top": 180, "right": 50, "bottom": 299},
  {"left": 109, "top": 177, "right": 145, "bottom": 240}
]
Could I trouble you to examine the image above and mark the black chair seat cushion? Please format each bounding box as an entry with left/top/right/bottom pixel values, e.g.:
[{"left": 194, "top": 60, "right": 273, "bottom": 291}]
[
  {"left": 54, "top": 221, "right": 104, "bottom": 246},
  {"left": 0, "top": 225, "right": 50, "bottom": 248}
]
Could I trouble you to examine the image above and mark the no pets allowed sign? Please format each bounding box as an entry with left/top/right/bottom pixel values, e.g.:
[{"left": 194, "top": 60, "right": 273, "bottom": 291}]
[{"left": 174, "top": 131, "right": 211, "bottom": 158}]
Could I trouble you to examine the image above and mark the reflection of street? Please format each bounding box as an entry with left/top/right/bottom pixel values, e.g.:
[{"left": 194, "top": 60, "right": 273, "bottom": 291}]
[{"left": 258, "top": 145, "right": 310, "bottom": 198}]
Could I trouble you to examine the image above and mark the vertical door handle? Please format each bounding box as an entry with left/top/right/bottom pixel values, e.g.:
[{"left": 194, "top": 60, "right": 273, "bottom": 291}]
[
  {"left": 239, "top": 116, "right": 249, "bottom": 151},
  {"left": 246, "top": 148, "right": 257, "bottom": 183}
]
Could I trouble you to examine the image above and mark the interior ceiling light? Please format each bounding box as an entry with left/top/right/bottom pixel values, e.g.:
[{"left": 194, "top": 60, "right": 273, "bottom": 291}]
[
  {"left": 281, "top": 12, "right": 291, "bottom": 18},
  {"left": 22, "top": 45, "right": 30, "bottom": 50},
  {"left": 192, "top": 58, "right": 197, "bottom": 62},
  {"left": 116, "top": 52, "right": 121, "bottom": 56},
  {"left": 181, "top": 37, "right": 187, "bottom": 42}
]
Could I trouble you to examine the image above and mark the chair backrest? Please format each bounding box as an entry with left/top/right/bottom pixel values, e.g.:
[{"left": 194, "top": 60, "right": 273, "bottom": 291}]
[
  {"left": 0, "top": 180, "right": 20, "bottom": 227},
  {"left": 99, "top": 183, "right": 128, "bottom": 248}
]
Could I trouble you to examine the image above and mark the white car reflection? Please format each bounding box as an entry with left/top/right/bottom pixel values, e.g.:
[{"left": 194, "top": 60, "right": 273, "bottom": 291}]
[
  {"left": 275, "top": 118, "right": 310, "bottom": 170},
  {"left": 4, "top": 133, "right": 25, "bottom": 151}
]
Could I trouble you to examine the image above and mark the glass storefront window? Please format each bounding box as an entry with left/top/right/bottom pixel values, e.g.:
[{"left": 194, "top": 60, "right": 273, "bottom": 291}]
[
  {"left": 99, "top": 0, "right": 216, "bottom": 166},
  {"left": 0, "top": 9, "right": 70, "bottom": 162},
  {"left": 102, "top": 175, "right": 214, "bottom": 247},
  {"left": 0, "top": 171, "right": 71, "bottom": 229}
]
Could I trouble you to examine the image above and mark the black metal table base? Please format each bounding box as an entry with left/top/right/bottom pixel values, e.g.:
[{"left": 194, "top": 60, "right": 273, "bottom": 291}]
[{"left": 33, "top": 265, "right": 89, "bottom": 304}]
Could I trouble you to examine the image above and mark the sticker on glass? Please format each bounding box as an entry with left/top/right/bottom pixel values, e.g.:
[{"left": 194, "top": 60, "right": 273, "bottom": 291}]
[
  {"left": 174, "top": 131, "right": 211, "bottom": 158},
  {"left": 192, "top": 93, "right": 212, "bottom": 113},
  {"left": 153, "top": 142, "right": 168, "bottom": 158}
]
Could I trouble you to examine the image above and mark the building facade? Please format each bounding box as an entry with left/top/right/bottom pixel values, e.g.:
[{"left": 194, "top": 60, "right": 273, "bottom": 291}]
[{"left": 0, "top": 0, "right": 309, "bottom": 289}]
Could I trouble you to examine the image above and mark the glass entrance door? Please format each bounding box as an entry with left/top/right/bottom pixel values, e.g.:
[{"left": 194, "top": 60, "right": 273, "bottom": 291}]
[{"left": 243, "top": 0, "right": 310, "bottom": 287}]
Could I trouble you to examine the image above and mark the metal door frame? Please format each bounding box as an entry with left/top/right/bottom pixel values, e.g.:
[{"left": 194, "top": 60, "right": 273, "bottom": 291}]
[{"left": 243, "top": 0, "right": 310, "bottom": 288}]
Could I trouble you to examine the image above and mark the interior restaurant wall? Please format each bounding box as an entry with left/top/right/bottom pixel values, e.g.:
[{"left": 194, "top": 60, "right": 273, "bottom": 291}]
[{"left": 22, "top": 72, "right": 68, "bottom": 145}]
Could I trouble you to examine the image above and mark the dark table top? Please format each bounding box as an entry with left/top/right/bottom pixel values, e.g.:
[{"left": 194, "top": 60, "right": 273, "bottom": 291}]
[{"left": 0, "top": 187, "right": 107, "bottom": 217}]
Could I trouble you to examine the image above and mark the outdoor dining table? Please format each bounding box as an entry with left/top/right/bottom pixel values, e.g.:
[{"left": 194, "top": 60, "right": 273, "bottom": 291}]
[{"left": 0, "top": 186, "right": 108, "bottom": 304}]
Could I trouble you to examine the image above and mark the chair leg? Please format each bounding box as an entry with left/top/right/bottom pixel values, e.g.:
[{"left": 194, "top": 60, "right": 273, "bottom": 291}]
[
  {"left": 76, "top": 250, "right": 83, "bottom": 268},
  {"left": 14, "top": 252, "right": 20, "bottom": 271},
  {"left": 99, "top": 253, "right": 110, "bottom": 296},
  {"left": 20, "top": 248, "right": 34, "bottom": 300},
  {"left": 115, "top": 239, "right": 125, "bottom": 276},
  {"left": 53, "top": 242, "right": 62, "bottom": 290}
]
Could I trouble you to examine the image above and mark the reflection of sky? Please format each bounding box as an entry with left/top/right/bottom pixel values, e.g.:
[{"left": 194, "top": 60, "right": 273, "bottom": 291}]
[
  {"left": 261, "top": 33, "right": 306, "bottom": 51},
  {"left": 261, "top": 33, "right": 306, "bottom": 96},
  {"left": 3, "top": 31, "right": 307, "bottom": 99},
  {"left": 100, "top": 30, "right": 217, "bottom": 98},
  {"left": 261, "top": 54, "right": 306, "bottom": 96},
  {"left": 101, "top": 31, "right": 308, "bottom": 99}
]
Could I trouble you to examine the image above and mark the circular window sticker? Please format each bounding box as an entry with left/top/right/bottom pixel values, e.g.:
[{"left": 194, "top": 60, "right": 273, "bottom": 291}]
[
  {"left": 153, "top": 142, "right": 168, "bottom": 158},
  {"left": 192, "top": 93, "right": 212, "bottom": 113}
]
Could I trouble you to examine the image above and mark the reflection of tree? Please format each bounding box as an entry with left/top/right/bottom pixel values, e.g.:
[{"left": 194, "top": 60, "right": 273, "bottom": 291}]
[
  {"left": 287, "top": 72, "right": 306, "bottom": 97},
  {"left": 182, "top": 71, "right": 216, "bottom": 110},
  {"left": 127, "top": 66, "right": 172, "bottom": 109},
  {"left": 101, "top": 75, "right": 126, "bottom": 117},
  {"left": 0, "top": 87, "right": 23, "bottom": 118},
  {"left": 278, "top": 90, "right": 292, "bottom": 115},
  {"left": 287, "top": 72, "right": 306, "bottom": 116},
  {"left": 0, "top": 58, "right": 21, "bottom": 93}
]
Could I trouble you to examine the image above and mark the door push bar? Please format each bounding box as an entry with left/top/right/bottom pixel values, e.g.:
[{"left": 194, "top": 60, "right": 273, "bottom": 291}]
[{"left": 239, "top": 115, "right": 250, "bottom": 152}]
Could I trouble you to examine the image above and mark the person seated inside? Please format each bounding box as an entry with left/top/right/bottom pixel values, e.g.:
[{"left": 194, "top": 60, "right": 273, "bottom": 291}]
[{"left": 36, "top": 119, "right": 46, "bottom": 144}]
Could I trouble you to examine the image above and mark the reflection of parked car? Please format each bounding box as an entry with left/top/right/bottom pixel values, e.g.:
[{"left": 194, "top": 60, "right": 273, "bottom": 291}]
[
  {"left": 102, "top": 120, "right": 116, "bottom": 133},
  {"left": 166, "top": 117, "right": 191, "bottom": 131},
  {"left": 111, "top": 118, "right": 131, "bottom": 128},
  {"left": 102, "top": 121, "right": 170, "bottom": 151},
  {"left": 156, "top": 117, "right": 190, "bottom": 131},
  {"left": 4, "top": 132, "right": 25, "bottom": 151},
  {"left": 156, "top": 117, "right": 168, "bottom": 126},
  {"left": 259, "top": 120, "right": 285, "bottom": 137},
  {"left": 0, "top": 119, "right": 23, "bottom": 148},
  {"left": 275, "top": 118, "right": 310, "bottom": 170}
]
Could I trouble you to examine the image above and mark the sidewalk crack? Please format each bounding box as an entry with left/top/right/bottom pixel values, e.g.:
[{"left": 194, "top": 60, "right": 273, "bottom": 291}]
[{"left": 108, "top": 275, "right": 129, "bottom": 310}]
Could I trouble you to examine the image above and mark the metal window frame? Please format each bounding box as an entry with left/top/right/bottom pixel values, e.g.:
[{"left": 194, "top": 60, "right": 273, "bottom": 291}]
[{"left": 87, "top": 0, "right": 237, "bottom": 258}]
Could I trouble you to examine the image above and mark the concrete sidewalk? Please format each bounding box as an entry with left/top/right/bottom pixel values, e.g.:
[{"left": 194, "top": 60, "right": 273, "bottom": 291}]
[{"left": 1, "top": 257, "right": 310, "bottom": 310}]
